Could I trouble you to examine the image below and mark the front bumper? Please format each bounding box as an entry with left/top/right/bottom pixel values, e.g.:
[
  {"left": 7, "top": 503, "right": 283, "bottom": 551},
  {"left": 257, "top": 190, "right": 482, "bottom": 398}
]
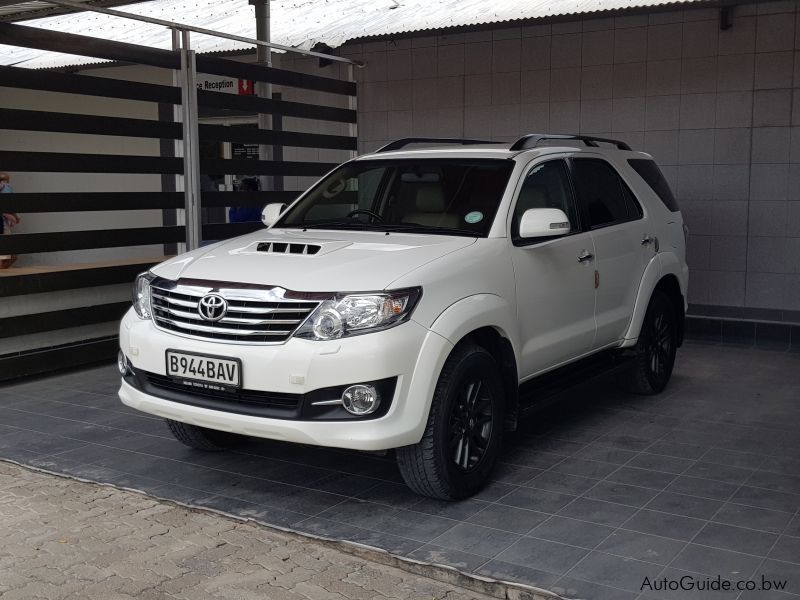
[{"left": 118, "top": 309, "right": 453, "bottom": 450}]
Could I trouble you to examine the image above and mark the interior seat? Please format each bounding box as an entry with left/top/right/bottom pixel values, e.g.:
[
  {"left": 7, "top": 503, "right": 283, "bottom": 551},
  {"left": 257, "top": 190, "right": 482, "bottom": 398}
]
[{"left": 401, "top": 186, "right": 460, "bottom": 229}]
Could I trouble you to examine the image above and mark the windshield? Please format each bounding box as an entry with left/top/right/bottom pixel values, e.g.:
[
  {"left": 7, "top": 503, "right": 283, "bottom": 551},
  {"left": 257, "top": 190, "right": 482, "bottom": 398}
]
[{"left": 276, "top": 159, "right": 514, "bottom": 236}]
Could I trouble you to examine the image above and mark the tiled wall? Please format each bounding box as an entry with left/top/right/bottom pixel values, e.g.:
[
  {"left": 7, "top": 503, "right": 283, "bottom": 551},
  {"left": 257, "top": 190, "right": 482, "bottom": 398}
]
[{"left": 339, "top": 0, "right": 800, "bottom": 316}]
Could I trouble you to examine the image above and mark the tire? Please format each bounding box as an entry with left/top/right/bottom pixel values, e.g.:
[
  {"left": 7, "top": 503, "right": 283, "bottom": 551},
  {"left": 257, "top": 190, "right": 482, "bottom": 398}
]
[
  {"left": 623, "top": 290, "right": 678, "bottom": 395},
  {"left": 396, "top": 343, "right": 504, "bottom": 500},
  {"left": 166, "top": 419, "right": 242, "bottom": 451}
]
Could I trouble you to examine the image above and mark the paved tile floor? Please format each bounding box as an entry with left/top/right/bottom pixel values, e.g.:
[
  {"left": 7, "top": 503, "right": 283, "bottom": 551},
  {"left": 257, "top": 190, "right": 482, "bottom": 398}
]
[{"left": 1, "top": 342, "right": 799, "bottom": 600}]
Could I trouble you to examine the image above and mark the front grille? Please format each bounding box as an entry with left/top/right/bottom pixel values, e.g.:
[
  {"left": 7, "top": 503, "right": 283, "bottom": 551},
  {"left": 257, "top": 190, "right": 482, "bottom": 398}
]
[{"left": 150, "top": 281, "right": 319, "bottom": 344}]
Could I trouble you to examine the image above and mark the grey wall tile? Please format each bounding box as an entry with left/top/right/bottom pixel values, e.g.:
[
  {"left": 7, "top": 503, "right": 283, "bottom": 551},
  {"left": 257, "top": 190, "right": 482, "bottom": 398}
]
[
  {"left": 437, "top": 76, "right": 465, "bottom": 108},
  {"left": 582, "top": 30, "right": 614, "bottom": 66},
  {"left": 464, "top": 42, "right": 493, "bottom": 74},
  {"left": 614, "top": 27, "right": 647, "bottom": 64},
  {"left": 679, "top": 129, "right": 715, "bottom": 164},
  {"left": 748, "top": 237, "right": 789, "bottom": 273},
  {"left": 746, "top": 272, "right": 786, "bottom": 308},
  {"left": 755, "top": 52, "right": 794, "bottom": 91},
  {"left": 709, "top": 235, "right": 748, "bottom": 271},
  {"left": 520, "top": 36, "right": 551, "bottom": 70},
  {"left": 521, "top": 70, "right": 550, "bottom": 103},
  {"left": 788, "top": 203, "right": 800, "bottom": 236},
  {"left": 756, "top": 13, "right": 796, "bottom": 52},
  {"left": 580, "top": 99, "right": 613, "bottom": 133},
  {"left": 613, "top": 62, "right": 646, "bottom": 98},
  {"left": 677, "top": 164, "right": 715, "bottom": 200},
  {"left": 681, "top": 57, "right": 718, "bottom": 94},
  {"left": 751, "top": 127, "right": 791, "bottom": 163},
  {"left": 717, "top": 54, "right": 755, "bottom": 92},
  {"left": 492, "top": 39, "right": 522, "bottom": 73},
  {"left": 687, "top": 234, "right": 712, "bottom": 270},
  {"left": 412, "top": 47, "right": 437, "bottom": 79},
  {"left": 646, "top": 59, "right": 682, "bottom": 96},
  {"left": 711, "top": 200, "right": 748, "bottom": 236},
  {"left": 612, "top": 97, "right": 645, "bottom": 132},
  {"left": 716, "top": 91, "right": 754, "bottom": 128},
  {"left": 520, "top": 102, "right": 550, "bottom": 131},
  {"left": 551, "top": 33, "right": 582, "bottom": 68},
  {"left": 437, "top": 44, "right": 465, "bottom": 77},
  {"left": 387, "top": 49, "right": 412, "bottom": 80},
  {"left": 718, "top": 16, "right": 756, "bottom": 55},
  {"left": 749, "top": 201, "right": 789, "bottom": 236},
  {"left": 492, "top": 71, "right": 521, "bottom": 105},
  {"left": 550, "top": 68, "right": 581, "bottom": 101},
  {"left": 644, "top": 130, "right": 679, "bottom": 164},
  {"left": 753, "top": 89, "right": 792, "bottom": 127},
  {"left": 688, "top": 269, "right": 711, "bottom": 303},
  {"left": 581, "top": 65, "right": 613, "bottom": 99},
  {"left": 682, "top": 19, "right": 719, "bottom": 58},
  {"left": 751, "top": 164, "right": 790, "bottom": 200},
  {"left": 783, "top": 273, "right": 800, "bottom": 309},
  {"left": 549, "top": 101, "right": 580, "bottom": 131},
  {"left": 387, "top": 80, "right": 412, "bottom": 111},
  {"left": 680, "top": 93, "right": 716, "bottom": 129},
  {"left": 465, "top": 74, "right": 492, "bottom": 106},
  {"left": 645, "top": 95, "right": 681, "bottom": 130},
  {"left": 707, "top": 270, "right": 746, "bottom": 306},
  {"left": 648, "top": 23, "right": 683, "bottom": 61},
  {"left": 713, "top": 165, "right": 750, "bottom": 201}
]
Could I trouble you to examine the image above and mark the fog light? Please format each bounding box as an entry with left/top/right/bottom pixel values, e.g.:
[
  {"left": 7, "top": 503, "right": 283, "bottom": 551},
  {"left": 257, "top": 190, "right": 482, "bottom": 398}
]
[
  {"left": 342, "top": 384, "right": 380, "bottom": 415},
  {"left": 117, "top": 350, "right": 127, "bottom": 376}
]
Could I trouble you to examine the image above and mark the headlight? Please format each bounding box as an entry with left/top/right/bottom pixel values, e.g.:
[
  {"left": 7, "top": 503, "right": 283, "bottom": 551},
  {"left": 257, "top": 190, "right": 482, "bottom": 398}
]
[
  {"left": 294, "top": 287, "right": 421, "bottom": 341},
  {"left": 132, "top": 272, "right": 156, "bottom": 319}
]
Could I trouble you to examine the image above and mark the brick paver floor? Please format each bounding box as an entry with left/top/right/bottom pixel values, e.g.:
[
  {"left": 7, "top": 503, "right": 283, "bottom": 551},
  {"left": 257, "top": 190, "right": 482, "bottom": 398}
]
[{"left": 0, "top": 462, "right": 540, "bottom": 600}]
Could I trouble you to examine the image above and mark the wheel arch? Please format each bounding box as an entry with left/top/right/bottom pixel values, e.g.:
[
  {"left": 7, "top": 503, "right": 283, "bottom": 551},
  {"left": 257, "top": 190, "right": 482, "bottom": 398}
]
[
  {"left": 623, "top": 259, "right": 686, "bottom": 348},
  {"left": 428, "top": 294, "right": 521, "bottom": 432}
]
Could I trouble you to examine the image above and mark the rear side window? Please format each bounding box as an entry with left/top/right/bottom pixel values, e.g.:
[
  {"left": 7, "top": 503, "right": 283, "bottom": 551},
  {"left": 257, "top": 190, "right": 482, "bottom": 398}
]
[
  {"left": 628, "top": 158, "right": 679, "bottom": 212},
  {"left": 571, "top": 158, "right": 641, "bottom": 228}
]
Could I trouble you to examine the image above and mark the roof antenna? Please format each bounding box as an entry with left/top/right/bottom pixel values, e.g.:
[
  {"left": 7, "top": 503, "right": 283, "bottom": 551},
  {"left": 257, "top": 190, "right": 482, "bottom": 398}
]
[{"left": 389, "top": 0, "right": 400, "bottom": 8}]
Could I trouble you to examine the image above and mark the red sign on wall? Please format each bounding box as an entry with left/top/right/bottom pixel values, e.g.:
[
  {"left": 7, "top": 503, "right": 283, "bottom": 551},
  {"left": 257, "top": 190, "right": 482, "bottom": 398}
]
[{"left": 238, "top": 79, "right": 255, "bottom": 95}]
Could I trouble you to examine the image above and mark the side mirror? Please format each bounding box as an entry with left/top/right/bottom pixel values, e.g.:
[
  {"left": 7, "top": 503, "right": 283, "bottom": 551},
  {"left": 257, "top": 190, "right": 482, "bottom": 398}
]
[
  {"left": 519, "top": 208, "right": 571, "bottom": 239},
  {"left": 261, "top": 203, "right": 286, "bottom": 227}
]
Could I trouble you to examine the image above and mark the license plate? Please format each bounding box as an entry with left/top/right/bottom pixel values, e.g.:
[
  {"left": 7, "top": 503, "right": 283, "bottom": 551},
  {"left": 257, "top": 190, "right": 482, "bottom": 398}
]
[{"left": 166, "top": 350, "right": 241, "bottom": 390}]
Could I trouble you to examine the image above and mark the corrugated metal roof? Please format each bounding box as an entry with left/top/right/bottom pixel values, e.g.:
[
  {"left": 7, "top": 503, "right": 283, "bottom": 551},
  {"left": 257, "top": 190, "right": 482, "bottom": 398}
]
[
  {"left": 0, "top": 0, "right": 714, "bottom": 69},
  {"left": 0, "top": 0, "right": 146, "bottom": 22}
]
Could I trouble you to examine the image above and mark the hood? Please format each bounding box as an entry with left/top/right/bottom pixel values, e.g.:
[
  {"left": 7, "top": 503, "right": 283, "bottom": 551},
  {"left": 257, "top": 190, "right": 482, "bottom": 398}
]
[{"left": 151, "top": 228, "right": 477, "bottom": 291}]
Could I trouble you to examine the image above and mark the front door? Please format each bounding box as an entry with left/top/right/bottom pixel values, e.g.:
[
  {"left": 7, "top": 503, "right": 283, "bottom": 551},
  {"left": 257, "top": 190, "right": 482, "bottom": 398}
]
[
  {"left": 570, "top": 156, "right": 652, "bottom": 347},
  {"left": 510, "top": 159, "right": 598, "bottom": 378}
]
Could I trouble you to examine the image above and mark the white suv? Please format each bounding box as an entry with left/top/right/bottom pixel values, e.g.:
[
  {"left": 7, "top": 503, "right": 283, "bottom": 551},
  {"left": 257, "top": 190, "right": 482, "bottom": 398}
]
[{"left": 118, "top": 134, "right": 688, "bottom": 500}]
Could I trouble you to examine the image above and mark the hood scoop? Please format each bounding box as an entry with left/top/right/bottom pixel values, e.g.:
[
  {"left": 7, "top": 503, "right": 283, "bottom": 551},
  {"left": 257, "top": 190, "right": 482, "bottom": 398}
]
[{"left": 256, "top": 241, "right": 321, "bottom": 255}]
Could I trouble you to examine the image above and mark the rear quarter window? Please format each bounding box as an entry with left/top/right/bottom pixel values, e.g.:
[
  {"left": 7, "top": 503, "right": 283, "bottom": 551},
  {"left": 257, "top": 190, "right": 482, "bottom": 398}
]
[{"left": 628, "top": 159, "right": 679, "bottom": 212}]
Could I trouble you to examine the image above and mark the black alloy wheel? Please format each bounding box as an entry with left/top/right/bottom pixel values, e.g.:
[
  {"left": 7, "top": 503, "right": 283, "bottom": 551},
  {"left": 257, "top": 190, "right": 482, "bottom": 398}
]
[{"left": 450, "top": 378, "right": 494, "bottom": 472}]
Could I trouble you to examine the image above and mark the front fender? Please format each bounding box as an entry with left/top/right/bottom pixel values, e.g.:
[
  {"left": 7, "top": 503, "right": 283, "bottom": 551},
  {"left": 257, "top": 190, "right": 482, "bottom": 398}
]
[{"left": 424, "top": 294, "right": 520, "bottom": 364}]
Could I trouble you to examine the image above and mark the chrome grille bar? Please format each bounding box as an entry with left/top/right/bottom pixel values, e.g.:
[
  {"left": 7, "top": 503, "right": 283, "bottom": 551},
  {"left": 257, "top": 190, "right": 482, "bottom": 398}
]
[{"left": 150, "top": 280, "right": 320, "bottom": 344}]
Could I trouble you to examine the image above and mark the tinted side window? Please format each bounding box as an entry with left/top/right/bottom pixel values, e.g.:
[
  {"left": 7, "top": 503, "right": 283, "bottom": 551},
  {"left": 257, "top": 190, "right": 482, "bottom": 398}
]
[
  {"left": 572, "top": 158, "right": 637, "bottom": 228},
  {"left": 628, "top": 158, "right": 679, "bottom": 212},
  {"left": 512, "top": 160, "right": 578, "bottom": 239}
]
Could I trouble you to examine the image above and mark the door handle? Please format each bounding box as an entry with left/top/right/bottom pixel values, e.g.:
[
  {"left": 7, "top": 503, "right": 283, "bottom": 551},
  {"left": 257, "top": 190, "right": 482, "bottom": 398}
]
[
  {"left": 641, "top": 235, "right": 654, "bottom": 245},
  {"left": 577, "top": 250, "right": 594, "bottom": 263}
]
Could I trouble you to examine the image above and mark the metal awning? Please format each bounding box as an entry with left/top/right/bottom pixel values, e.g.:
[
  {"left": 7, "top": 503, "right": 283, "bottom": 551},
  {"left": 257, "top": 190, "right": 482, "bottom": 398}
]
[
  {"left": 0, "top": 0, "right": 145, "bottom": 22},
  {"left": 2, "top": 0, "right": 722, "bottom": 69}
]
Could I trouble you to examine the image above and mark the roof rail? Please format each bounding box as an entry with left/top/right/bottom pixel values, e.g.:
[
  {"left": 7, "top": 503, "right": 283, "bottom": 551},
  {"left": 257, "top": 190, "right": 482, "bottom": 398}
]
[
  {"left": 376, "top": 138, "right": 501, "bottom": 153},
  {"left": 510, "top": 134, "right": 632, "bottom": 152}
]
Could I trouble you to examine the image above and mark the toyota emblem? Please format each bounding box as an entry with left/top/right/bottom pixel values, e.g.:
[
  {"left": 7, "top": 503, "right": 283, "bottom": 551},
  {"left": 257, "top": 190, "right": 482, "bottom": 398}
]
[{"left": 198, "top": 294, "right": 228, "bottom": 322}]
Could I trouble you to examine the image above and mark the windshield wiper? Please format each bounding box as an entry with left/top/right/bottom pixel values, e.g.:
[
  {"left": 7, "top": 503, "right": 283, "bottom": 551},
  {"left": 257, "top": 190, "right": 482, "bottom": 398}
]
[
  {"left": 375, "top": 223, "right": 480, "bottom": 237},
  {"left": 289, "top": 221, "right": 386, "bottom": 230}
]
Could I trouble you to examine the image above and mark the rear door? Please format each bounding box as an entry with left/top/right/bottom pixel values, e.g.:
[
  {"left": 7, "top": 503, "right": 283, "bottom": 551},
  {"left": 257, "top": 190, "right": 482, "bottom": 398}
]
[
  {"left": 570, "top": 156, "right": 653, "bottom": 347},
  {"left": 510, "top": 158, "right": 597, "bottom": 377}
]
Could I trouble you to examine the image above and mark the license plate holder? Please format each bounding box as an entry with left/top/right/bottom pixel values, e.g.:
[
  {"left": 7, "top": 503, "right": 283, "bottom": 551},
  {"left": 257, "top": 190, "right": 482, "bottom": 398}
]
[{"left": 165, "top": 350, "right": 242, "bottom": 391}]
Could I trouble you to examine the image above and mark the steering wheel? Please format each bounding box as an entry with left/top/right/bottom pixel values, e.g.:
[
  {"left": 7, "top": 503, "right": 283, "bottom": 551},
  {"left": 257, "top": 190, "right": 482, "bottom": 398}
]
[{"left": 346, "top": 208, "right": 384, "bottom": 222}]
